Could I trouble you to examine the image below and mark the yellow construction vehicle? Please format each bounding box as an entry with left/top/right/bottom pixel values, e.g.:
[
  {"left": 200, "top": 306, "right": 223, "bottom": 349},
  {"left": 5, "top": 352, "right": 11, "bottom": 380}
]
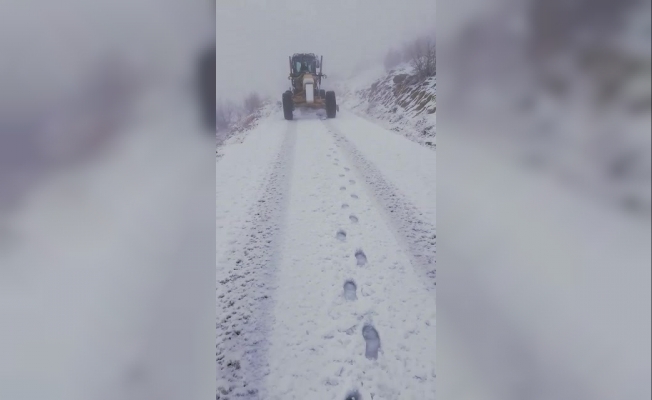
[{"left": 282, "top": 53, "right": 337, "bottom": 120}]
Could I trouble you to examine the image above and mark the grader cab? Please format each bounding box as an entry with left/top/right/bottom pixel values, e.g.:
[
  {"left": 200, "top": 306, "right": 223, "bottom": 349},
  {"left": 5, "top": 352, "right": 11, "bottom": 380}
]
[{"left": 282, "top": 53, "right": 337, "bottom": 120}]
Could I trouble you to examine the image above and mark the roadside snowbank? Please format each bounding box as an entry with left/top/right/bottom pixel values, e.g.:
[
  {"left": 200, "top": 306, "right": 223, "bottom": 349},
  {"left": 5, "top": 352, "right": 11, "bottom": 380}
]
[
  {"left": 336, "top": 63, "right": 436, "bottom": 149},
  {"left": 216, "top": 101, "right": 280, "bottom": 157}
]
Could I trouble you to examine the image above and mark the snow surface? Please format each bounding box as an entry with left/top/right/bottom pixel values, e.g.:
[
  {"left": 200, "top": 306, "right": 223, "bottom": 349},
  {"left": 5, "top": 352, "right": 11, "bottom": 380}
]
[
  {"left": 218, "top": 92, "right": 649, "bottom": 400},
  {"left": 1, "top": 87, "right": 216, "bottom": 400},
  {"left": 336, "top": 63, "right": 437, "bottom": 149},
  {"left": 438, "top": 126, "right": 651, "bottom": 400},
  {"left": 327, "top": 110, "right": 436, "bottom": 226},
  {"left": 216, "top": 111, "right": 437, "bottom": 399}
]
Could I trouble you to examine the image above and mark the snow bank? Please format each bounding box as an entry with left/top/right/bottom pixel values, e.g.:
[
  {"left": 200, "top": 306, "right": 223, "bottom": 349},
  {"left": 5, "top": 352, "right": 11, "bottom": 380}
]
[
  {"left": 216, "top": 100, "right": 281, "bottom": 158},
  {"left": 335, "top": 63, "right": 436, "bottom": 149}
]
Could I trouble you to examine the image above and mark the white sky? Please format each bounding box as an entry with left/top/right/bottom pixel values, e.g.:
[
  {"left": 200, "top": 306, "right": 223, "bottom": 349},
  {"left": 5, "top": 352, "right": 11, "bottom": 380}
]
[
  {"left": 216, "top": 0, "right": 436, "bottom": 101},
  {"left": 0, "top": 0, "right": 214, "bottom": 117}
]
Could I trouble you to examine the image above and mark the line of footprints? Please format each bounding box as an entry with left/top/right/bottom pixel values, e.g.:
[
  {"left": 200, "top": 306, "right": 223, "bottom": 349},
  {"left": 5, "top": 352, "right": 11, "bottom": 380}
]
[{"left": 329, "top": 148, "right": 379, "bottom": 400}]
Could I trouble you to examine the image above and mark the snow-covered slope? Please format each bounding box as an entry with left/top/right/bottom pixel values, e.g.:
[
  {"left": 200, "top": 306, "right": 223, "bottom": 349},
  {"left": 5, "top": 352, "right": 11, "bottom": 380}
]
[
  {"left": 336, "top": 64, "right": 436, "bottom": 148},
  {"left": 217, "top": 101, "right": 279, "bottom": 158}
]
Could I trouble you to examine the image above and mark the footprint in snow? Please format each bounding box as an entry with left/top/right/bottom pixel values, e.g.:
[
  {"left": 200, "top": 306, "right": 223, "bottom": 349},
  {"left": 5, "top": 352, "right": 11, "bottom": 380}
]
[
  {"left": 362, "top": 324, "right": 381, "bottom": 360},
  {"left": 350, "top": 194, "right": 358, "bottom": 199},
  {"left": 340, "top": 186, "right": 346, "bottom": 191},
  {"left": 341, "top": 203, "right": 349, "bottom": 209},
  {"left": 336, "top": 230, "right": 347, "bottom": 242},
  {"left": 349, "top": 180, "right": 355, "bottom": 184},
  {"left": 339, "top": 174, "right": 345, "bottom": 177},
  {"left": 355, "top": 249, "right": 367, "bottom": 266},
  {"left": 344, "top": 167, "right": 350, "bottom": 171},
  {"left": 345, "top": 390, "right": 362, "bottom": 400},
  {"left": 349, "top": 215, "right": 358, "bottom": 223},
  {"left": 325, "top": 378, "right": 339, "bottom": 386},
  {"left": 343, "top": 280, "right": 357, "bottom": 300}
]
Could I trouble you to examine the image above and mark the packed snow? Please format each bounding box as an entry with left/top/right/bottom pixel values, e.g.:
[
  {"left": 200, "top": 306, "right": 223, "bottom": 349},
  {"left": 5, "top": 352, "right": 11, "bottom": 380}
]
[{"left": 216, "top": 111, "right": 437, "bottom": 399}]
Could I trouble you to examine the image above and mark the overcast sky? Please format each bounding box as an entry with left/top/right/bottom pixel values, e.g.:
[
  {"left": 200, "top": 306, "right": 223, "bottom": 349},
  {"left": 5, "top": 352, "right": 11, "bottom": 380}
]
[
  {"left": 1, "top": 0, "right": 214, "bottom": 117},
  {"left": 216, "top": 0, "right": 436, "bottom": 102}
]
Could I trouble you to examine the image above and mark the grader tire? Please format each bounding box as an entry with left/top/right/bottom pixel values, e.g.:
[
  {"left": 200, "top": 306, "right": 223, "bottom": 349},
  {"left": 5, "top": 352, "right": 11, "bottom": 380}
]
[
  {"left": 325, "top": 91, "right": 337, "bottom": 118},
  {"left": 282, "top": 90, "right": 294, "bottom": 120}
]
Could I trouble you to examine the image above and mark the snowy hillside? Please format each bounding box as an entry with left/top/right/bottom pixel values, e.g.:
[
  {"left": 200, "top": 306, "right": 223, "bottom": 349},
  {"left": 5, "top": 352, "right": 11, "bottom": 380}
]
[
  {"left": 216, "top": 101, "right": 279, "bottom": 159},
  {"left": 336, "top": 64, "right": 436, "bottom": 148}
]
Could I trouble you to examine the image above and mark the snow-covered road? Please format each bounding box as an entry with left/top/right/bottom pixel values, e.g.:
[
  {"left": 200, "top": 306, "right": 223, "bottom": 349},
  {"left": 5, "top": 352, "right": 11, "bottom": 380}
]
[{"left": 216, "top": 111, "right": 437, "bottom": 399}]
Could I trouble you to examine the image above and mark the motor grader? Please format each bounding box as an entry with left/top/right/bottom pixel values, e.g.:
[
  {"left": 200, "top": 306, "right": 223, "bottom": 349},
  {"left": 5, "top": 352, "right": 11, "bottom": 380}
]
[{"left": 282, "top": 53, "right": 337, "bottom": 120}]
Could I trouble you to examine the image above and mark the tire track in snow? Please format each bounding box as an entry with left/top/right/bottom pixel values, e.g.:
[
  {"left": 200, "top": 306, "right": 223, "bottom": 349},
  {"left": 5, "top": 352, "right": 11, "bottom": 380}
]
[
  {"left": 321, "top": 123, "right": 434, "bottom": 398},
  {"left": 216, "top": 123, "right": 297, "bottom": 399},
  {"left": 259, "top": 121, "right": 435, "bottom": 399},
  {"left": 323, "top": 121, "right": 436, "bottom": 290}
]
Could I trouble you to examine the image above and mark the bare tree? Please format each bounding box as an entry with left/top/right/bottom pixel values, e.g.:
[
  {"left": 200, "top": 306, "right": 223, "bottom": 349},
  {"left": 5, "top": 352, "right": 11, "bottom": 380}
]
[
  {"left": 400, "top": 41, "right": 413, "bottom": 64},
  {"left": 216, "top": 100, "right": 238, "bottom": 131},
  {"left": 384, "top": 48, "right": 403, "bottom": 71},
  {"left": 407, "top": 36, "right": 436, "bottom": 79},
  {"left": 243, "top": 92, "right": 263, "bottom": 115}
]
